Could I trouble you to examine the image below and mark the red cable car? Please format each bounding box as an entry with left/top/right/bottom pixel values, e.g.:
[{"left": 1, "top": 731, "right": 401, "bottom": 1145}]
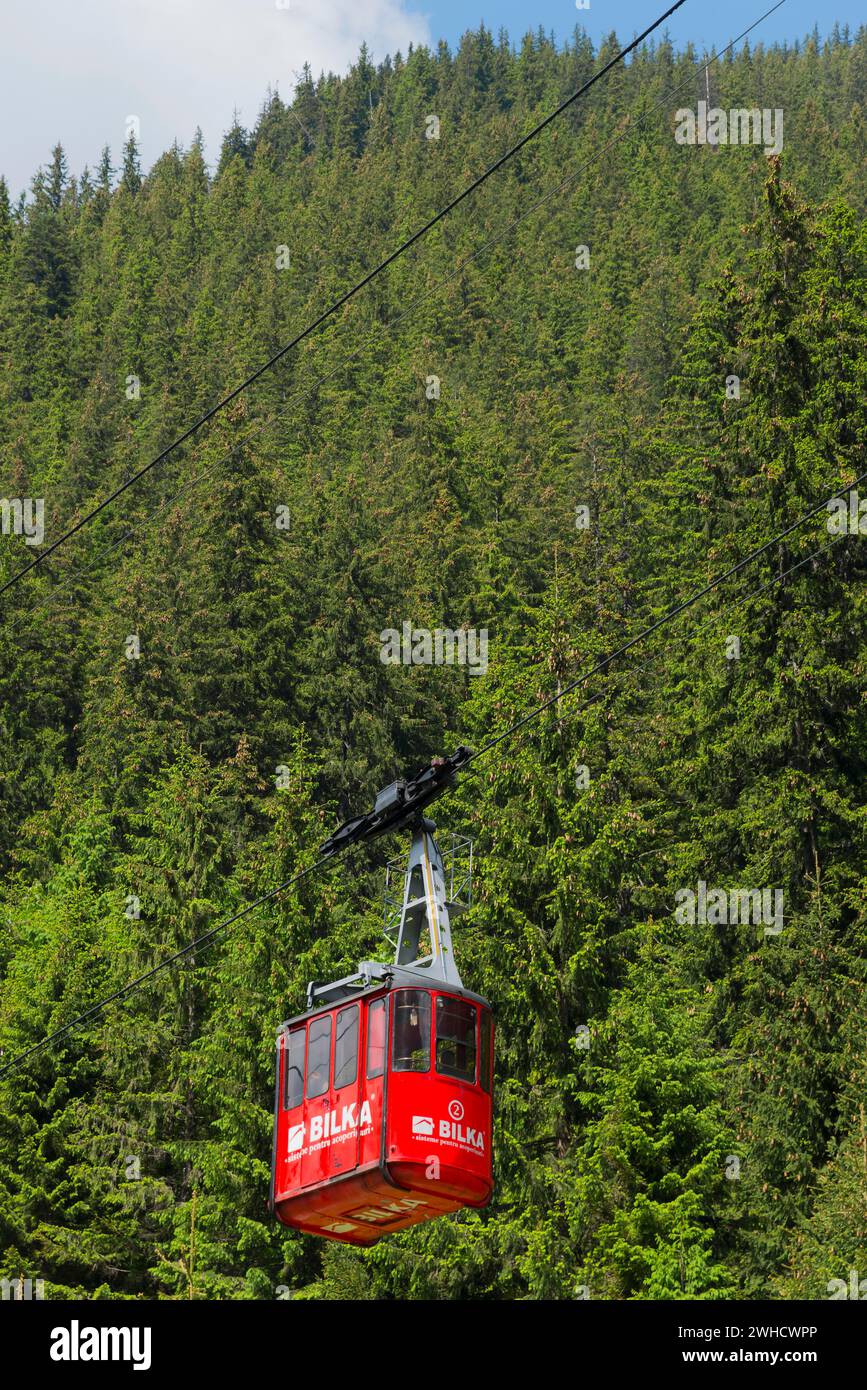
[{"left": 271, "top": 807, "right": 493, "bottom": 1245}]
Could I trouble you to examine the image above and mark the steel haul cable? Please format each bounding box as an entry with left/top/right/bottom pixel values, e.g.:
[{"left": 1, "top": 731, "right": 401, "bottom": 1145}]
[
  {"left": 0, "top": 0, "right": 691, "bottom": 601},
  {"left": 466, "top": 467, "right": 867, "bottom": 766},
  {"left": 0, "top": 477, "right": 856, "bottom": 1079},
  {"left": 1, "top": 1, "right": 787, "bottom": 651},
  {"left": 0, "top": 0, "right": 818, "bottom": 1079},
  {"left": 0, "top": 855, "right": 336, "bottom": 1076}
]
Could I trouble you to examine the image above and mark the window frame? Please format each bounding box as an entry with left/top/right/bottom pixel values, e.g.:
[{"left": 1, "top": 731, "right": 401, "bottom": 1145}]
[
  {"left": 333, "top": 1004, "right": 360, "bottom": 1091},
  {"left": 434, "top": 995, "right": 478, "bottom": 1084},
  {"left": 306, "top": 1014, "right": 333, "bottom": 1100},
  {"left": 366, "top": 997, "right": 387, "bottom": 1080},
  {"left": 391, "top": 989, "right": 432, "bottom": 1074},
  {"left": 283, "top": 1027, "right": 306, "bottom": 1110},
  {"left": 479, "top": 1008, "right": 493, "bottom": 1093}
]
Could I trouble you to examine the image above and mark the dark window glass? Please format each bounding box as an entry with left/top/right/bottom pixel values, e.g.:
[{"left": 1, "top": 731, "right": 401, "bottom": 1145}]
[
  {"left": 392, "top": 990, "right": 431, "bottom": 1073},
  {"left": 334, "top": 1005, "right": 359, "bottom": 1090},
  {"left": 306, "top": 1015, "right": 332, "bottom": 1099},
  {"left": 366, "top": 998, "right": 386, "bottom": 1079},
  {"left": 284, "top": 1029, "right": 305, "bottom": 1109},
  {"left": 479, "top": 1010, "right": 493, "bottom": 1093},
  {"left": 436, "top": 997, "right": 477, "bottom": 1082}
]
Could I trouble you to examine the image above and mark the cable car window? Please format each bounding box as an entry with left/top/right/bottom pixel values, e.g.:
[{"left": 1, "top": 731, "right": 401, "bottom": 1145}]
[
  {"left": 479, "top": 1010, "right": 492, "bottom": 1093},
  {"left": 284, "top": 1029, "right": 306, "bottom": 1110},
  {"left": 333, "top": 1005, "right": 359, "bottom": 1090},
  {"left": 366, "top": 998, "right": 387, "bottom": 1079},
  {"left": 306, "top": 1016, "right": 332, "bottom": 1099},
  {"left": 392, "top": 990, "right": 431, "bottom": 1073},
  {"left": 435, "top": 997, "right": 477, "bottom": 1082}
]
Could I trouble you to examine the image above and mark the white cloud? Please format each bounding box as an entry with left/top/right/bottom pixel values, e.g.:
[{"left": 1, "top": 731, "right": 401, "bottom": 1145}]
[{"left": 0, "top": 0, "right": 430, "bottom": 198}]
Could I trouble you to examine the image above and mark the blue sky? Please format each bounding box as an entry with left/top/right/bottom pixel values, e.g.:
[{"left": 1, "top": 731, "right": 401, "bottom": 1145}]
[
  {"left": 408, "top": 0, "right": 861, "bottom": 53},
  {"left": 1, "top": 0, "right": 861, "bottom": 200}
]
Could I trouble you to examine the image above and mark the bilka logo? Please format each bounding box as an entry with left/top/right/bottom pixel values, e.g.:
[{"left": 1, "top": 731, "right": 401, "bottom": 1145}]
[
  {"left": 439, "top": 1118, "right": 484, "bottom": 1150},
  {"left": 287, "top": 1123, "right": 305, "bottom": 1154},
  {"left": 310, "top": 1100, "right": 372, "bottom": 1142},
  {"left": 413, "top": 1102, "right": 484, "bottom": 1151},
  {"left": 348, "top": 1196, "right": 430, "bottom": 1224}
]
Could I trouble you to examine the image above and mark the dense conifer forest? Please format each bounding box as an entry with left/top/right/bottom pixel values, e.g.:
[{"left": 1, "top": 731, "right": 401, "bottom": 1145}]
[{"left": 1, "top": 23, "right": 866, "bottom": 1300}]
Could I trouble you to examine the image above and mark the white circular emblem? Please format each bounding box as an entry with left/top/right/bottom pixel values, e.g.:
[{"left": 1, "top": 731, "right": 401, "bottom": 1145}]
[{"left": 448, "top": 1100, "right": 464, "bottom": 1121}]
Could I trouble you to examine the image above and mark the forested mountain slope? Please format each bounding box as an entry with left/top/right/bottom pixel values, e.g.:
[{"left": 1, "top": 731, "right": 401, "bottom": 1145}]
[{"left": 0, "top": 25, "right": 865, "bottom": 1299}]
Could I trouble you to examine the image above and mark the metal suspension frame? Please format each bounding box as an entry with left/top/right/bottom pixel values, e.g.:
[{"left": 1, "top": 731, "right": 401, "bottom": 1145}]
[
  {"left": 393, "top": 817, "right": 463, "bottom": 986},
  {"left": 306, "top": 750, "right": 473, "bottom": 1009},
  {"left": 306, "top": 817, "right": 469, "bottom": 1011}
]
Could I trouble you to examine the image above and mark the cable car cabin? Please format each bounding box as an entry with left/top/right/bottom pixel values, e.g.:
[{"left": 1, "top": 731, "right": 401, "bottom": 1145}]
[
  {"left": 270, "top": 809, "right": 494, "bottom": 1246},
  {"left": 271, "top": 978, "right": 493, "bottom": 1244}
]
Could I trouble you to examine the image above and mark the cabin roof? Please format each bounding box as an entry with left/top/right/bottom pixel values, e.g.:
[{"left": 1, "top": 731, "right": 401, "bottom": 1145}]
[{"left": 277, "top": 965, "right": 490, "bottom": 1031}]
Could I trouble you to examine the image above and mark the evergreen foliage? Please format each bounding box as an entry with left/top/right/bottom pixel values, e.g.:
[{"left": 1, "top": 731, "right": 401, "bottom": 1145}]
[{"left": 1, "top": 26, "right": 865, "bottom": 1299}]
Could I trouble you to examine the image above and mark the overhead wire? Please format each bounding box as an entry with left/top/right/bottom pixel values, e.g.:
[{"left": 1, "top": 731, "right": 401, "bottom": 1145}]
[
  {"left": 0, "top": 854, "right": 337, "bottom": 1076},
  {"left": 1, "top": 1, "right": 789, "bottom": 654},
  {"left": 0, "top": 498, "right": 853, "bottom": 1079},
  {"left": 1, "top": 0, "right": 822, "bottom": 1077},
  {"left": 0, "top": 0, "right": 691, "bottom": 601},
  {"left": 466, "top": 467, "right": 867, "bottom": 766}
]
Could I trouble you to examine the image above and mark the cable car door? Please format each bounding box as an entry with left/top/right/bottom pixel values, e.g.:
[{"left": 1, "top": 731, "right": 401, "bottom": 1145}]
[
  {"left": 329, "top": 1003, "right": 362, "bottom": 1178},
  {"left": 300, "top": 1012, "right": 334, "bottom": 1189}
]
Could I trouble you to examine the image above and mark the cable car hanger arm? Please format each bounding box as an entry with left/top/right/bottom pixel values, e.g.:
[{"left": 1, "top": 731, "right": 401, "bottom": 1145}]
[{"left": 318, "top": 746, "right": 473, "bottom": 857}]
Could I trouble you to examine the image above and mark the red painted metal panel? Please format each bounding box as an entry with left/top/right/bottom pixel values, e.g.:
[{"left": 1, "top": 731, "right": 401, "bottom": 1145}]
[
  {"left": 329, "top": 1003, "right": 361, "bottom": 1178},
  {"left": 281, "top": 1029, "right": 306, "bottom": 1194},
  {"left": 273, "top": 987, "right": 494, "bottom": 1245},
  {"left": 385, "top": 992, "right": 493, "bottom": 1207},
  {"left": 300, "top": 1013, "right": 333, "bottom": 1189},
  {"left": 274, "top": 1165, "right": 462, "bottom": 1245},
  {"left": 358, "top": 996, "right": 386, "bottom": 1171}
]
